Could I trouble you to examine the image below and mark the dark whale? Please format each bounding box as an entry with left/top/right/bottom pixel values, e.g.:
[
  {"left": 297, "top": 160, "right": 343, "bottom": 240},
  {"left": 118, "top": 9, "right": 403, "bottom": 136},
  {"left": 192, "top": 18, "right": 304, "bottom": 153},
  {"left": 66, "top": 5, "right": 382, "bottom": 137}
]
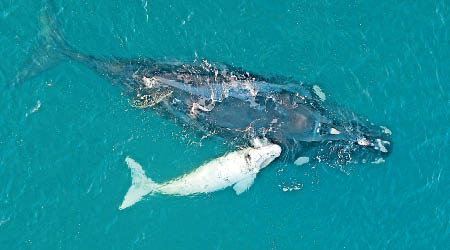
[{"left": 15, "top": 5, "right": 392, "bottom": 166}]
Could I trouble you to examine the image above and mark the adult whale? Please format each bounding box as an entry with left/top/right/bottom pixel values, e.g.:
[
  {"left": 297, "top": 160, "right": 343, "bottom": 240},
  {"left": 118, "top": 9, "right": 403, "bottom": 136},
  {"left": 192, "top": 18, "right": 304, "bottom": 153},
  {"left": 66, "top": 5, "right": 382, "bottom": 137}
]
[{"left": 15, "top": 5, "right": 392, "bottom": 166}]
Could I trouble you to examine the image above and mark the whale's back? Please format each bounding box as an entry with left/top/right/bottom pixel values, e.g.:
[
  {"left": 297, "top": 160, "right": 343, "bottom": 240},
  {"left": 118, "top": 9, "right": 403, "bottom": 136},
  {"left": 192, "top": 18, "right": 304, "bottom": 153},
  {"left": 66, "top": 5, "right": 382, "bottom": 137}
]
[{"left": 158, "top": 149, "right": 251, "bottom": 195}]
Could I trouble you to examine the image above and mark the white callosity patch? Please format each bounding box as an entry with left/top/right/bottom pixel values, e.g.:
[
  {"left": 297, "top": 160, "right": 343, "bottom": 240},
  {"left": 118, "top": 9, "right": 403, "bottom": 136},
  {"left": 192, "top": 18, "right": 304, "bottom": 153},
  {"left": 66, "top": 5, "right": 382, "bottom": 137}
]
[
  {"left": 375, "top": 139, "right": 389, "bottom": 153},
  {"left": 313, "top": 85, "right": 326, "bottom": 101},
  {"left": 119, "top": 143, "right": 281, "bottom": 209},
  {"left": 380, "top": 126, "right": 392, "bottom": 135}
]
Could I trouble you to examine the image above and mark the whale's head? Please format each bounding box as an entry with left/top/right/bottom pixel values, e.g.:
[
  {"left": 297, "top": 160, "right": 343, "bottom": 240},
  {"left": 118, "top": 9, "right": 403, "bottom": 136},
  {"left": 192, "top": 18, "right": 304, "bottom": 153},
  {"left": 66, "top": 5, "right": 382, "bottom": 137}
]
[
  {"left": 273, "top": 101, "right": 392, "bottom": 166},
  {"left": 314, "top": 119, "right": 393, "bottom": 166},
  {"left": 246, "top": 143, "right": 282, "bottom": 170},
  {"left": 295, "top": 109, "right": 393, "bottom": 166}
]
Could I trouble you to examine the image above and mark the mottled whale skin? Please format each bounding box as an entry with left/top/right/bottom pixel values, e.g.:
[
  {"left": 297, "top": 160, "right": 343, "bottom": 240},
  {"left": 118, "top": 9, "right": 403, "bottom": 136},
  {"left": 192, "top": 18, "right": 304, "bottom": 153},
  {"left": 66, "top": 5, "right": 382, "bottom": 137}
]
[{"left": 17, "top": 5, "right": 392, "bottom": 166}]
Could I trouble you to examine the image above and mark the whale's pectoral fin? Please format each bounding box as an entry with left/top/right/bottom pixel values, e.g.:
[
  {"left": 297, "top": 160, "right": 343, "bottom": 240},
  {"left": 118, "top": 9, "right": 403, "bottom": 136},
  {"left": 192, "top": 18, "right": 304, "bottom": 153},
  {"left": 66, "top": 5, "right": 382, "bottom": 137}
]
[{"left": 233, "top": 174, "right": 256, "bottom": 195}]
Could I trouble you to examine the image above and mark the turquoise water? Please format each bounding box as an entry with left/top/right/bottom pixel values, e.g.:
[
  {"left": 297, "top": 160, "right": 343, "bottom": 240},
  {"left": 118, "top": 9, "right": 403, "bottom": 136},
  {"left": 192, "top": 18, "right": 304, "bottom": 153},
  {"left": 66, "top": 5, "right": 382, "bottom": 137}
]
[{"left": 1, "top": 0, "right": 449, "bottom": 249}]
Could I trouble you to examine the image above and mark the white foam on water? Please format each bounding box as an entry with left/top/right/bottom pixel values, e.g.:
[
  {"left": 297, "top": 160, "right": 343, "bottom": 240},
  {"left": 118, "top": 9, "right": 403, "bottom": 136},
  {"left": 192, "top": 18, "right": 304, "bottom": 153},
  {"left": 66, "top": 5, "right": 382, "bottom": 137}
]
[
  {"left": 280, "top": 183, "right": 303, "bottom": 192},
  {"left": 25, "top": 100, "right": 41, "bottom": 117},
  {"left": 371, "top": 158, "right": 385, "bottom": 164},
  {"left": 31, "top": 100, "right": 41, "bottom": 113}
]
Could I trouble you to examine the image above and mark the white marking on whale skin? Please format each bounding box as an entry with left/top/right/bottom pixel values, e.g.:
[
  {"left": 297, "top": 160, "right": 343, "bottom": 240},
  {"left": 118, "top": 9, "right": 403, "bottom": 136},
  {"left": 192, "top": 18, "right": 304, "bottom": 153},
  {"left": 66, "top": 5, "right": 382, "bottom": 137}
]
[
  {"left": 313, "top": 85, "right": 326, "bottom": 101},
  {"left": 376, "top": 139, "right": 388, "bottom": 153},
  {"left": 119, "top": 144, "right": 282, "bottom": 210}
]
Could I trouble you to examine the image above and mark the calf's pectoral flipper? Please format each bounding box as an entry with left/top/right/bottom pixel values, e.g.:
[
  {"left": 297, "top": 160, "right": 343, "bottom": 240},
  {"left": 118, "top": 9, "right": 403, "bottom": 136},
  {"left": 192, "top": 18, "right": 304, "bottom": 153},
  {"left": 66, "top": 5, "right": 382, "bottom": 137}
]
[{"left": 233, "top": 174, "right": 256, "bottom": 195}]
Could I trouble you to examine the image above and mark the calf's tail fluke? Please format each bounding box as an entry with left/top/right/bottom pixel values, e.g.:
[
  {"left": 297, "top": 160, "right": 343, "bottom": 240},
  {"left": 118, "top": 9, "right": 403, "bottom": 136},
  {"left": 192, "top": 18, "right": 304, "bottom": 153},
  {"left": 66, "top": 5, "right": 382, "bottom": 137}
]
[
  {"left": 119, "top": 157, "right": 159, "bottom": 210},
  {"left": 12, "top": 1, "right": 79, "bottom": 86}
]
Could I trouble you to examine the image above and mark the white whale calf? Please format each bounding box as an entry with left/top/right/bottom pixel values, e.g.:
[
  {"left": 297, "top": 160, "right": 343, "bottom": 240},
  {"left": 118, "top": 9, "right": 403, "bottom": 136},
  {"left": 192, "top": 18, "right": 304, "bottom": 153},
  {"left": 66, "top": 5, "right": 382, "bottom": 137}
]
[{"left": 119, "top": 143, "right": 281, "bottom": 210}]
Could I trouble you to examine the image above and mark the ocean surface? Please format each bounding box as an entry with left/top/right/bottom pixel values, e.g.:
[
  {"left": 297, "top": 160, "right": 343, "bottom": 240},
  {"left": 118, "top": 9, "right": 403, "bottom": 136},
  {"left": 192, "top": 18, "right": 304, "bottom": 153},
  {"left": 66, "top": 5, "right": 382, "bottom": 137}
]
[{"left": 1, "top": 0, "right": 449, "bottom": 249}]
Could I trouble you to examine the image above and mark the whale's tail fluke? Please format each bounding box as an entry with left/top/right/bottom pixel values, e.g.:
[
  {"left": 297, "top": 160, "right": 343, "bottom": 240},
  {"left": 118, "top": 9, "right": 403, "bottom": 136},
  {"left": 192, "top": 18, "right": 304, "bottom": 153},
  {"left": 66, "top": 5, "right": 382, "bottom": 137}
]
[
  {"left": 12, "top": 2, "right": 80, "bottom": 86},
  {"left": 119, "top": 157, "right": 159, "bottom": 210}
]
